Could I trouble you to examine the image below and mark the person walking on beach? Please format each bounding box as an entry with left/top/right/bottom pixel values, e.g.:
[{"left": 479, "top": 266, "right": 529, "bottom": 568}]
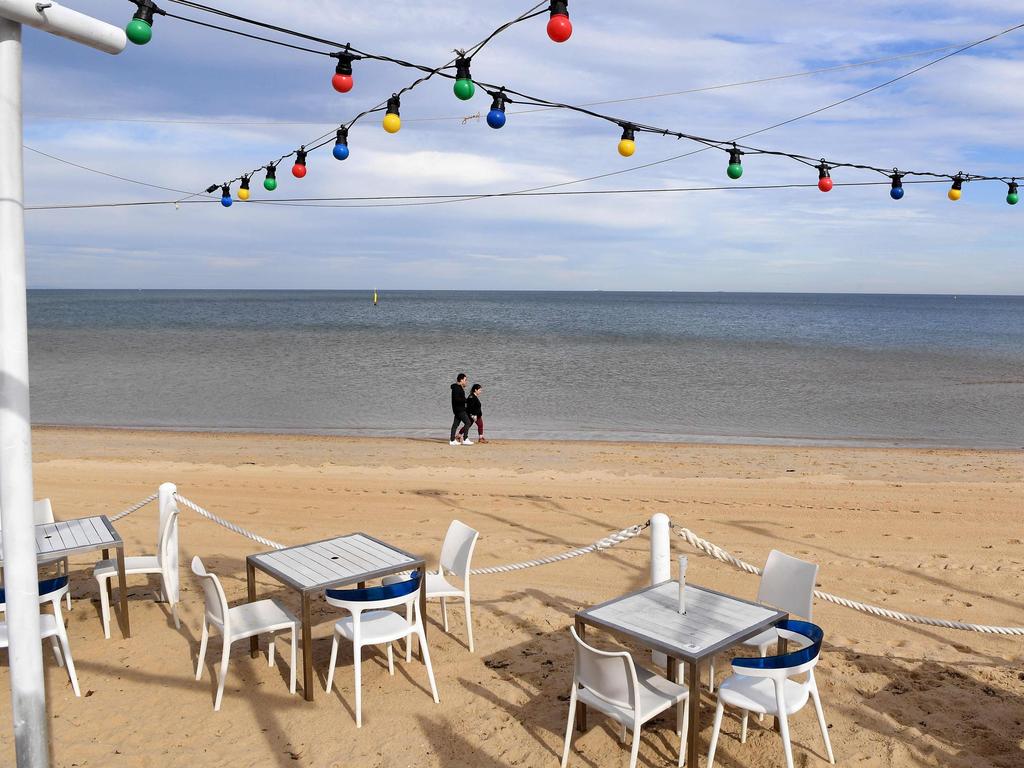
[
  {"left": 450, "top": 373, "right": 474, "bottom": 446},
  {"left": 460, "top": 384, "right": 487, "bottom": 443}
]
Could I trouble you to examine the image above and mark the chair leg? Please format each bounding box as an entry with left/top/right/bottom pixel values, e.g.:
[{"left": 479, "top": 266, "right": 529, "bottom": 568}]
[
  {"left": 416, "top": 626, "right": 439, "bottom": 704},
  {"left": 268, "top": 635, "right": 276, "bottom": 667},
  {"left": 560, "top": 688, "right": 578, "bottom": 768},
  {"left": 740, "top": 711, "right": 748, "bottom": 744},
  {"left": 678, "top": 696, "right": 689, "bottom": 766},
  {"left": 289, "top": 627, "right": 297, "bottom": 694},
  {"left": 214, "top": 639, "right": 230, "bottom": 711},
  {"left": 52, "top": 625, "right": 80, "bottom": 697},
  {"left": 405, "top": 603, "right": 413, "bottom": 663},
  {"left": 809, "top": 675, "right": 835, "bottom": 763},
  {"left": 49, "top": 635, "right": 63, "bottom": 666},
  {"left": 775, "top": 686, "right": 794, "bottom": 768},
  {"left": 325, "top": 633, "right": 340, "bottom": 692},
  {"left": 171, "top": 603, "right": 181, "bottom": 630},
  {"left": 620, "top": 722, "right": 628, "bottom": 744},
  {"left": 387, "top": 642, "right": 394, "bottom": 676},
  {"left": 464, "top": 593, "right": 474, "bottom": 653},
  {"left": 354, "top": 643, "right": 363, "bottom": 728},
  {"left": 65, "top": 591, "right": 71, "bottom": 612},
  {"left": 96, "top": 576, "right": 111, "bottom": 640},
  {"left": 708, "top": 658, "right": 715, "bottom": 692},
  {"left": 706, "top": 699, "right": 725, "bottom": 768},
  {"left": 628, "top": 717, "right": 642, "bottom": 768},
  {"left": 196, "top": 621, "right": 209, "bottom": 680},
  {"left": 441, "top": 596, "right": 448, "bottom": 632}
]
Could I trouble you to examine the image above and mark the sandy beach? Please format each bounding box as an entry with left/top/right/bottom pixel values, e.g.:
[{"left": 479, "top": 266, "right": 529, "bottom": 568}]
[{"left": 4, "top": 427, "right": 1022, "bottom": 767}]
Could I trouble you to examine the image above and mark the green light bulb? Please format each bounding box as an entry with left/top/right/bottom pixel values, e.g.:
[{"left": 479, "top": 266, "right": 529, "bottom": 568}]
[
  {"left": 727, "top": 163, "right": 743, "bottom": 180},
  {"left": 454, "top": 78, "right": 475, "bottom": 101},
  {"left": 263, "top": 177, "right": 277, "bottom": 191},
  {"left": 125, "top": 18, "right": 152, "bottom": 45},
  {"left": 1008, "top": 191, "right": 1019, "bottom": 206}
]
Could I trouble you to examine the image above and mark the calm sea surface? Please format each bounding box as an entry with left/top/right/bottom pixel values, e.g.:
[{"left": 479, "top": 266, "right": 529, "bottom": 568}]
[{"left": 26, "top": 290, "right": 1024, "bottom": 448}]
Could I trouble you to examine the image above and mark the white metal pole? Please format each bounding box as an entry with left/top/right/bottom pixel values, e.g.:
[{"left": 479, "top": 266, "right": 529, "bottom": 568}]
[
  {"left": 649, "top": 512, "right": 671, "bottom": 667},
  {"left": 0, "top": 17, "right": 49, "bottom": 767}
]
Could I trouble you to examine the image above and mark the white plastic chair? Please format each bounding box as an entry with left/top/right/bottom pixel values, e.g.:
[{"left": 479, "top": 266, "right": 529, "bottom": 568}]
[
  {"left": 191, "top": 556, "right": 298, "bottom": 711},
  {"left": 94, "top": 508, "right": 180, "bottom": 639},
  {"left": 0, "top": 575, "right": 81, "bottom": 697},
  {"left": 33, "top": 499, "right": 71, "bottom": 611},
  {"left": 708, "top": 550, "right": 818, "bottom": 692},
  {"left": 561, "top": 626, "right": 690, "bottom": 768},
  {"left": 384, "top": 519, "right": 479, "bottom": 652},
  {"left": 324, "top": 573, "right": 439, "bottom": 727},
  {"left": 706, "top": 620, "right": 834, "bottom": 768}
]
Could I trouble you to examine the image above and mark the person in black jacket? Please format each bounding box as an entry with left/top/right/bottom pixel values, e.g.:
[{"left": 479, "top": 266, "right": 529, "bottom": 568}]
[
  {"left": 449, "top": 373, "right": 474, "bottom": 445},
  {"left": 459, "top": 384, "right": 487, "bottom": 443}
]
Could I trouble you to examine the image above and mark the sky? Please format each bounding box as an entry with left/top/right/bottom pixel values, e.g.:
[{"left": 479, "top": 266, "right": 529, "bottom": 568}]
[{"left": 17, "top": 0, "right": 1024, "bottom": 292}]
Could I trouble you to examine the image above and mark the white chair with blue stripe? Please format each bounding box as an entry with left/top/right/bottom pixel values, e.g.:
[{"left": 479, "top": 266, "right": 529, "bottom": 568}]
[
  {"left": 0, "top": 575, "right": 81, "bottom": 697},
  {"left": 324, "top": 573, "right": 439, "bottom": 727},
  {"left": 706, "top": 620, "right": 835, "bottom": 768}
]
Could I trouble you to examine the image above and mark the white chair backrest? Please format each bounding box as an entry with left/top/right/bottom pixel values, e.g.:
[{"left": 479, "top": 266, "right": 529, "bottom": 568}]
[
  {"left": 325, "top": 581, "right": 422, "bottom": 617},
  {"left": 33, "top": 498, "right": 55, "bottom": 525},
  {"left": 191, "top": 556, "right": 229, "bottom": 630},
  {"left": 731, "top": 620, "right": 824, "bottom": 681},
  {"left": 156, "top": 510, "right": 178, "bottom": 570},
  {"left": 757, "top": 550, "right": 818, "bottom": 620},
  {"left": 569, "top": 626, "right": 637, "bottom": 710},
  {"left": 439, "top": 520, "right": 479, "bottom": 580}
]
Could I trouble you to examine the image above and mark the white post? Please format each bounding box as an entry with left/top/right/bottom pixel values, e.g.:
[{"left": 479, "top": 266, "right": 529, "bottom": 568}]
[
  {"left": 0, "top": 6, "right": 124, "bottom": 765},
  {"left": 0, "top": 17, "right": 48, "bottom": 767},
  {"left": 157, "top": 482, "right": 178, "bottom": 606},
  {"left": 649, "top": 512, "right": 671, "bottom": 666}
]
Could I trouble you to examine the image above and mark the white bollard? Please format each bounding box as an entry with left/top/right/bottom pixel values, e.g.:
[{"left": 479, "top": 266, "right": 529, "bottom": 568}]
[
  {"left": 157, "top": 483, "right": 179, "bottom": 608},
  {"left": 649, "top": 512, "right": 671, "bottom": 666}
]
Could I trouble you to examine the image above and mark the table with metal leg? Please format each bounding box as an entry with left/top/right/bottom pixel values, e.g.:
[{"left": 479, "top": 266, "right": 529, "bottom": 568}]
[
  {"left": 576, "top": 581, "right": 787, "bottom": 767},
  {"left": 247, "top": 532, "right": 425, "bottom": 702}
]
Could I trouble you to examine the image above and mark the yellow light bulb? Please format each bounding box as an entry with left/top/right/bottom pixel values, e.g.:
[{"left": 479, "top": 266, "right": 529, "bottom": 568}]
[
  {"left": 383, "top": 113, "right": 401, "bottom": 134},
  {"left": 237, "top": 187, "right": 250, "bottom": 201},
  {"left": 947, "top": 188, "right": 961, "bottom": 202},
  {"left": 617, "top": 138, "right": 635, "bottom": 158}
]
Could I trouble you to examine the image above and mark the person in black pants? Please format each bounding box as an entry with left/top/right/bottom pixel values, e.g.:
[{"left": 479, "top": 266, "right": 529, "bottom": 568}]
[
  {"left": 449, "top": 373, "right": 474, "bottom": 445},
  {"left": 459, "top": 383, "right": 486, "bottom": 443}
]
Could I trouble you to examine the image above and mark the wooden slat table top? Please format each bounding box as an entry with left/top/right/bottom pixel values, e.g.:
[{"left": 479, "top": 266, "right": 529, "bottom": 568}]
[
  {"left": 248, "top": 532, "right": 423, "bottom": 593},
  {"left": 579, "top": 581, "right": 787, "bottom": 663},
  {"left": 0, "top": 515, "right": 122, "bottom": 564}
]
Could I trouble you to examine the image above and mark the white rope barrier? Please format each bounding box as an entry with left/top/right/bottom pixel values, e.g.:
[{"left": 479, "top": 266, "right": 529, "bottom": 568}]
[
  {"left": 108, "top": 492, "right": 159, "bottom": 522},
  {"left": 674, "top": 525, "right": 1024, "bottom": 636},
  {"left": 469, "top": 522, "right": 648, "bottom": 575},
  {"left": 173, "top": 493, "right": 286, "bottom": 551}
]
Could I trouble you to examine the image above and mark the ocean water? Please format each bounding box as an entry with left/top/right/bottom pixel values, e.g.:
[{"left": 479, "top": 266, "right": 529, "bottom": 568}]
[{"left": 26, "top": 290, "right": 1024, "bottom": 448}]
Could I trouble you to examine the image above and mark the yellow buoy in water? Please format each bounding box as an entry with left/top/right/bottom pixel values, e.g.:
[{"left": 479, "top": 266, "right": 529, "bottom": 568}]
[{"left": 373, "top": 289, "right": 378, "bottom": 306}]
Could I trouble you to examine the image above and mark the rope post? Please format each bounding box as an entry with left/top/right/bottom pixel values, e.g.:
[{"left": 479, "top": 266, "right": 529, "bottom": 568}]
[
  {"left": 650, "top": 512, "right": 671, "bottom": 666},
  {"left": 157, "top": 482, "right": 179, "bottom": 607}
]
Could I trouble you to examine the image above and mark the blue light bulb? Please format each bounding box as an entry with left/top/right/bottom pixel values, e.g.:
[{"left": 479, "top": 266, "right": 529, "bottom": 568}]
[
  {"left": 333, "top": 143, "right": 350, "bottom": 160},
  {"left": 890, "top": 186, "right": 904, "bottom": 200},
  {"left": 220, "top": 185, "right": 232, "bottom": 207},
  {"left": 486, "top": 108, "right": 506, "bottom": 129}
]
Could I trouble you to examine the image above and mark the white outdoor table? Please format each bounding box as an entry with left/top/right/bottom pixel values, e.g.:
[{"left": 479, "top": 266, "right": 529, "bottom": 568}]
[
  {"left": 247, "top": 533, "right": 426, "bottom": 701},
  {"left": 576, "top": 581, "right": 787, "bottom": 768},
  {"left": 0, "top": 515, "right": 130, "bottom": 638}
]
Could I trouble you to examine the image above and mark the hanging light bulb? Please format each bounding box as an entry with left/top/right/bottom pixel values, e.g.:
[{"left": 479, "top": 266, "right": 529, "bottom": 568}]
[
  {"left": 453, "top": 56, "right": 475, "bottom": 101},
  {"left": 617, "top": 125, "right": 636, "bottom": 157},
  {"left": 383, "top": 94, "right": 402, "bottom": 134},
  {"left": 948, "top": 173, "right": 963, "bottom": 201},
  {"left": 332, "top": 49, "right": 355, "bottom": 93},
  {"left": 1007, "top": 180, "right": 1019, "bottom": 206},
  {"left": 547, "top": 0, "right": 572, "bottom": 42},
  {"left": 333, "top": 127, "right": 350, "bottom": 160},
  {"left": 486, "top": 91, "right": 507, "bottom": 129},
  {"left": 889, "top": 170, "right": 904, "bottom": 200},
  {"left": 817, "top": 161, "right": 833, "bottom": 192},
  {"left": 263, "top": 164, "right": 278, "bottom": 191},
  {"left": 292, "top": 148, "right": 307, "bottom": 179},
  {"left": 238, "top": 176, "right": 250, "bottom": 201},
  {"left": 726, "top": 145, "right": 743, "bottom": 180},
  {"left": 220, "top": 185, "right": 232, "bottom": 208},
  {"left": 126, "top": 0, "right": 162, "bottom": 45}
]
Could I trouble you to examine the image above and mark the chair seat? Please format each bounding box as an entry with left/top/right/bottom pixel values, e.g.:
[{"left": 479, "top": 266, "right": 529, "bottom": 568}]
[
  {"left": 94, "top": 556, "right": 160, "bottom": 579},
  {"left": 425, "top": 572, "right": 463, "bottom": 598},
  {"left": 335, "top": 610, "right": 413, "bottom": 645},
  {"left": 579, "top": 666, "right": 688, "bottom": 726},
  {"left": 717, "top": 674, "right": 809, "bottom": 716},
  {"left": 0, "top": 614, "right": 62, "bottom": 648},
  {"left": 223, "top": 599, "right": 297, "bottom": 642}
]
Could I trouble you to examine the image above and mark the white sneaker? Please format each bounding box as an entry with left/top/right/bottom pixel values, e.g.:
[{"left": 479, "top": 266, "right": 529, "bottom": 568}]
[
  {"left": 462, "top": 440, "right": 474, "bottom": 445},
  {"left": 449, "top": 440, "right": 461, "bottom": 446}
]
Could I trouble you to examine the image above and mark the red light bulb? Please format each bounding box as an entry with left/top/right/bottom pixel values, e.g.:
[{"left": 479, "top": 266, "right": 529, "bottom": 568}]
[
  {"left": 817, "top": 162, "right": 833, "bottom": 193},
  {"left": 332, "top": 73, "right": 353, "bottom": 93},
  {"left": 547, "top": 1, "right": 572, "bottom": 42},
  {"left": 292, "top": 148, "right": 307, "bottom": 179}
]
